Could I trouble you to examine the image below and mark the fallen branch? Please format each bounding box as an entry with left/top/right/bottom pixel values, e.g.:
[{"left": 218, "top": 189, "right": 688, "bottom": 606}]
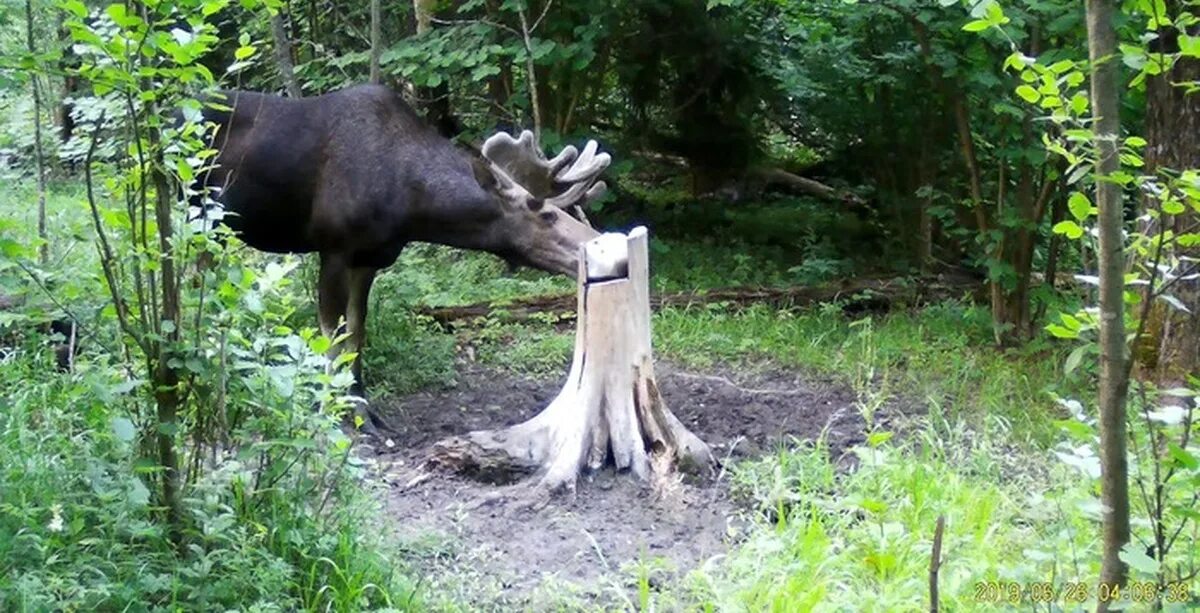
[
  {"left": 417, "top": 274, "right": 982, "bottom": 328},
  {"left": 667, "top": 371, "right": 808, "bottom": 396},
  {"left": 628, "top": 151, "right": 860, "bottom": 204},
  {"left": 748, "top": 166, "right": 863, "bottom": 204}
]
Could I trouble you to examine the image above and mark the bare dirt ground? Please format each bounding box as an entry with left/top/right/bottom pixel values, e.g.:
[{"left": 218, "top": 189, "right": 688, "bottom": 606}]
[{"left": 363, "top": 360, "right": 913, "bottom": 609}]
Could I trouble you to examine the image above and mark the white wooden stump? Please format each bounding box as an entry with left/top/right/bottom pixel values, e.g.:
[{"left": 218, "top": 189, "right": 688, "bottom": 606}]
[{"left": 430, "top": 226, "right": 714, "bottom": 494}]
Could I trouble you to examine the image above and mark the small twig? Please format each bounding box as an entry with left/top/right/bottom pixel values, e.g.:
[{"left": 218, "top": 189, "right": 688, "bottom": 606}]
[
  {"left": 429, "top": 16, "right": 519, "bottom": 37},
  {"left": 530, "top": 0, "right": 554, "bottom": 32},
  {"left": 669, "top": 371, "right": 807, "bottom": 396}
]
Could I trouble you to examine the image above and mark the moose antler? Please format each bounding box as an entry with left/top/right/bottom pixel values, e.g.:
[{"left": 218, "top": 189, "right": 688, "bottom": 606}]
[{"left": 482, "top": 130, "right": 610, "bottom": 216}]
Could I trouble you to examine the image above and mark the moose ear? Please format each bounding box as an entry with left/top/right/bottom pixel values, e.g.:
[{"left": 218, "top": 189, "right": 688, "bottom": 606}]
[{"left": 470, "top": 157, "right": 498, "bottom": 192}]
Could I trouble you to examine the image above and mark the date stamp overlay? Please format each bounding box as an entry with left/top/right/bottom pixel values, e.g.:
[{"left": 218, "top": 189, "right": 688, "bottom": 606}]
[{"left": 974, "top": 580, "right": 1193, "bottom": 605}]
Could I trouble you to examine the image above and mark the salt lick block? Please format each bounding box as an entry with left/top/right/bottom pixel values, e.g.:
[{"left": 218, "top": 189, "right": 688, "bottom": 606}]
[{"left": 584, "top": 232, "right": 630, "bottom": 281}]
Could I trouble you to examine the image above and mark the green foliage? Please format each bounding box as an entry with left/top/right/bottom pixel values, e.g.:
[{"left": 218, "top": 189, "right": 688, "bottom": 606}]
[
  {"left": 974, "top": 0, "right": 1200, "bottom": 594},
  {"left": 0, "top": 0, "right": 421, "bottom": 608},
  {"left": 0, "top": 250, "right": 419, "bottom": 611}
]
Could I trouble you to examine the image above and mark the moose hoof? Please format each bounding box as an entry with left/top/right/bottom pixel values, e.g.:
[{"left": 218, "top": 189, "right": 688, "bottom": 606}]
[{"left": 351, "top": 402, "right": 391, "bottom": 438}]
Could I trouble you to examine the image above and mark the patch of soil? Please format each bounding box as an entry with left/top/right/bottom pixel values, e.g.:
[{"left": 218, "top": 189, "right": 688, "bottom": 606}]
[{"left": 365, "top": 360, "right": 904, "bottom": 608}]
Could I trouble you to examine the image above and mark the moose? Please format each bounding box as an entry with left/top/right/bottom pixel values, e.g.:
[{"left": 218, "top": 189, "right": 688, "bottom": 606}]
[{"left": 195, "top": 84, "right": 610, "bottom": 430}]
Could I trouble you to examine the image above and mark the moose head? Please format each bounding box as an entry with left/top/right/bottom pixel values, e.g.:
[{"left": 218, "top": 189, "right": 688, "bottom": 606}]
[{"left": 463, "top": 130, "right": 610, "bottom": 277}]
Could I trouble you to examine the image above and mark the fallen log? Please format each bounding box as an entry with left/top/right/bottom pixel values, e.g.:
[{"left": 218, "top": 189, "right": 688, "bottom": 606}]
[
  {"left": 748, "top": 166, "right": 864, "bottom": 204},
  {"left": 416, "top": 274, "right": 983, "bottom": 328}
]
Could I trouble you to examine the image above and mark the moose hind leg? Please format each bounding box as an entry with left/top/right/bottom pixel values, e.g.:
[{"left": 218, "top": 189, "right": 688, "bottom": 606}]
[
  {"left": 345, "top": 265, "right": 386, "bottom": 434},
  {"left": 345, "top": 266, "right": 378, "bottom": 399},
  {"left": 318, "top": 254, "right": 377, "bottom": 433},
  {"left": 317, "top": 252, "right": 350, "bottom": 343}
]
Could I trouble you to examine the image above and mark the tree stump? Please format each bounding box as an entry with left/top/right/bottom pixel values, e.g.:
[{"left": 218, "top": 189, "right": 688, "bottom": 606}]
[{"left": 430, "top": 227, "right": 714, "bottom": 494}]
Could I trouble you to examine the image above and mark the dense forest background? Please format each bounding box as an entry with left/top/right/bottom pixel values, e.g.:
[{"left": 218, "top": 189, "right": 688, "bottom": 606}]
[
  {"left": 0, "top": 0, "right": 1197, "bottom": 610},
  {"left": 5, "top": 0, "right": 1197, "bottom": 351}
]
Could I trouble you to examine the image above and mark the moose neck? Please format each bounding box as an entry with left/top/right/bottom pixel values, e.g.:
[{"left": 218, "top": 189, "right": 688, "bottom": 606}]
[{"left": 407, "top": 180, "right": 505, "bottom": 252}]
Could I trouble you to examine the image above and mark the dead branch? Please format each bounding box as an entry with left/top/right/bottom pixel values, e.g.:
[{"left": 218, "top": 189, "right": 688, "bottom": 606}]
[{"left": 748, "top": 166, "right": 863, "bottom": 204}]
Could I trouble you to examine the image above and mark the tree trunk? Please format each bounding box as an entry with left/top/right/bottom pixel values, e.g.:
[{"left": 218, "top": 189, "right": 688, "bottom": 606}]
[
  {"left": 485, "top": 0, "right": 513, "bottom": 124},
  {"left": 1144, "top": 4, "right": 1200, "bottom": 381},
  {"left": 517, "top": 8, "right": 543, "bottom": 140},
  {"left": 369, "top": 0, "right": 381, "bottom": 84},
  {"left": 26, "top": 0, "right": 48, "bottom": 266},
  {"left": 270, "top": 12, "right": 302, "bottom": 98},
  {"left": 1087, "top": 0, "right": 1132, "bottom": 601},
  {"left": 56, "top": 12, "right": 79, "bottom": 149},
  {"left": 429, "top": 228, "right": 714, "bottom": 496},
  {"left": 410, "top": 0, "right": 458, "bottom": 136}
]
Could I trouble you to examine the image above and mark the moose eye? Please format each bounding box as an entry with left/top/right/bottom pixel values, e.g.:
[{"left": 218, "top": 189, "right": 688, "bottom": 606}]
[{"left": 539, "top": 210, "right": 557, "bottom": 224}]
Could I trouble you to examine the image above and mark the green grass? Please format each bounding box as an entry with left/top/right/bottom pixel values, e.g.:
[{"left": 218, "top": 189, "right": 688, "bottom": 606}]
[
  {"left": 673, "top": 431, "right": 1103, "bottom": 612},
  {"left": 652, "top": 301, "right": 1079, "bottom": 444}
]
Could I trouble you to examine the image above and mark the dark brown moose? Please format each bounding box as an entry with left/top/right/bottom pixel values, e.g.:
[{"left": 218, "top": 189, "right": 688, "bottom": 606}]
[{"left": 195, "top": 85, "right": 609, "bottom": 429}]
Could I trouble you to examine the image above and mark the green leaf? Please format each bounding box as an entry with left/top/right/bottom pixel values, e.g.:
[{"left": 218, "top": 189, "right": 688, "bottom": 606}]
[
  {"left": 63, "top": 0, "right": 87, "bottom": 17},
  {"left": 962, "top": 19, "right": 991, "bottom": 32},
  {"left": 1015, "top": 85, "right": 1040, "bottom": 103},
  {"left": 1158, "top": 294, "right": 1192, "bottom": 313},
  {"left": 1068, "top": 192, "right": 1093, "bottom": 220},
  {"left": 867, "top": 431, "right": 894, "bottom": 447},
  {"left": 1167, "top": 442, "right": 1199, "bottom": 470},
  {"left": 112, "top": 417, "right": 137, "bottom": 442},
  {"left": 1046, "top": 324, "right": 1079, "bottom": 339},
  {"left": 1048, "top": 59, "right": 1075, "bottom": 74},
  {"left": 984, "top": 1, "right": 1008, "bottom": 25},
  {"left": 234, "top": 45, "right": 255, "bottom": 60},
  {"left": 1064, "top": 344, "right": 1088, "bottom": 374},
  {"left": 175, "top": 158, "right": 194, "bottom": 182},
  {"left": 1180, "top": 34, "right": 1200, "bottom": 58},
  {"left": 1138, "top": 0, "right": 1169, "bottom": 28},
  {"left": 1054, "top": 419, "right": 1093, "bottom": 439},
  {"left": 1060, "top": 313, "right": 1083, "bottom": 331},
  {"left": 1053, "top": 220, "right": 1084, "bottom": 239},
  {"left": 1119, "top": 542, "right": 1160, "bottom": 575}
]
